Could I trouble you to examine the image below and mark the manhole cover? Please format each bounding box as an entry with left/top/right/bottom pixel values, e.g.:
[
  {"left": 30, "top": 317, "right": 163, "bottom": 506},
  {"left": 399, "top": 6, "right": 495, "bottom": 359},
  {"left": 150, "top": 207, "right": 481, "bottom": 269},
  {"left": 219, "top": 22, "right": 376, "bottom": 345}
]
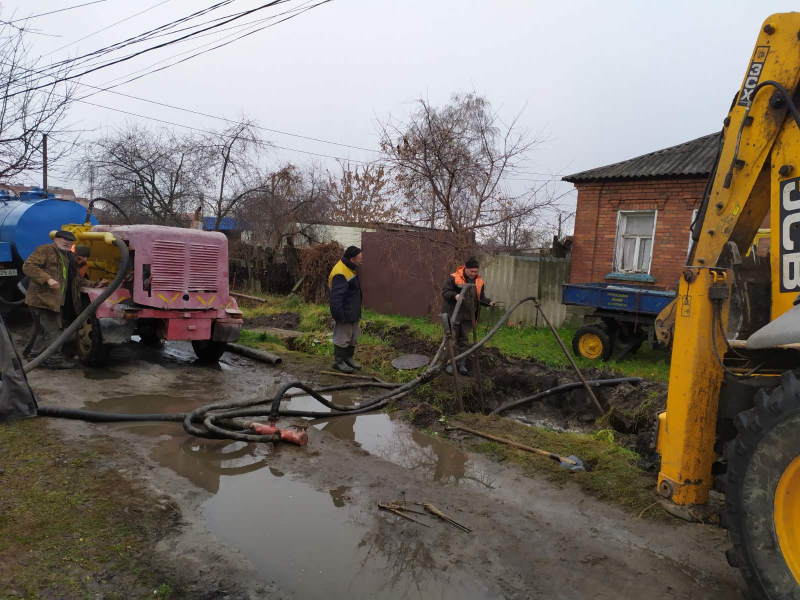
[{"left": 391, "top": 353, "right": 430, "bottom": 370}]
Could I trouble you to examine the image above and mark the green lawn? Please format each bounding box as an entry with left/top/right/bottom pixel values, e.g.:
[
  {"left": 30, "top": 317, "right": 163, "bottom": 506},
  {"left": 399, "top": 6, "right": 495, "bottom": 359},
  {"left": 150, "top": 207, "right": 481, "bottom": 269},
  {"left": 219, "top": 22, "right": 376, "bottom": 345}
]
[{"left": 237, "top": 294, "right": 670, "bottom": 382}]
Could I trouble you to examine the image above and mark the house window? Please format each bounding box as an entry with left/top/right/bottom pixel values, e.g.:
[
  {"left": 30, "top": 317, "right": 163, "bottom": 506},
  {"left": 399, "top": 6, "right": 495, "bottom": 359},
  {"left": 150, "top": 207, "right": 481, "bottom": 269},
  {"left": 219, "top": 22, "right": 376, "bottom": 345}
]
[{"left": 614, "top": 211, "right": 657, "bottom": 273}]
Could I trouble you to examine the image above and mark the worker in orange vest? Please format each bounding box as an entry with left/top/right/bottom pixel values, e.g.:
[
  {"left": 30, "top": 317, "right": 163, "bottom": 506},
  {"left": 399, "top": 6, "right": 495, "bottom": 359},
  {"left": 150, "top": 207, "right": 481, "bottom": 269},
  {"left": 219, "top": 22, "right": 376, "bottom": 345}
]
[
  {"left": 73, "top": 244, "right": 90, "bottom": 277},
  {"left": 441, "top": 256, "right": 495, "bottom": 375}
]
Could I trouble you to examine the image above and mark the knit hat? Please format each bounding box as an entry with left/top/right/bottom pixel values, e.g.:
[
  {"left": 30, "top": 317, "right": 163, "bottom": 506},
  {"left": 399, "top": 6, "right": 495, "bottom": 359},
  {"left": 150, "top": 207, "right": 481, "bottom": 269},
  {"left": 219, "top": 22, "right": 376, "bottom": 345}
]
[
  {"left": 465, "top": 256, "right": 479, "bottom": 269},
  {"left": 74, "top": 244, "right": 90, "bottom": 257},
  {"left": 344, "top": 246, "right": 362, "bottom": 259},
  {"left": 54, "top": 230, "right": 76, "bottom": 241}
]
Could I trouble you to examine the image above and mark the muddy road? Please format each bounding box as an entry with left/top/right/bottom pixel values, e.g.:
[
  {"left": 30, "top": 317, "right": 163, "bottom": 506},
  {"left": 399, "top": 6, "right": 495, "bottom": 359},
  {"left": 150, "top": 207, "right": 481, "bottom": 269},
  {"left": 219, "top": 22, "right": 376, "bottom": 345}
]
[{"left": 24, "top": 335, "right": 742, "bottom": 599}]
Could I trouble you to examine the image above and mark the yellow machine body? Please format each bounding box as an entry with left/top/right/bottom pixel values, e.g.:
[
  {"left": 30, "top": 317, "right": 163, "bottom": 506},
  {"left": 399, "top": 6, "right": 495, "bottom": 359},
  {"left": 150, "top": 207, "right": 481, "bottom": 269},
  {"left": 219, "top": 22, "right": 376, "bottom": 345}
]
[{"left": 656, "top": 12, "right": 800, "bottom": 508}]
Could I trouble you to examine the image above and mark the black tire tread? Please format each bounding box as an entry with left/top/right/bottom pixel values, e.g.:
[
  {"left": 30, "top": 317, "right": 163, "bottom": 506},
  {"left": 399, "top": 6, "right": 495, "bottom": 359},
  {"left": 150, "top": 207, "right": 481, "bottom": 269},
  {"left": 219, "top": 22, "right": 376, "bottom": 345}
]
[{"left": 724, "top": 370, "right": 800, "bottom": 600}]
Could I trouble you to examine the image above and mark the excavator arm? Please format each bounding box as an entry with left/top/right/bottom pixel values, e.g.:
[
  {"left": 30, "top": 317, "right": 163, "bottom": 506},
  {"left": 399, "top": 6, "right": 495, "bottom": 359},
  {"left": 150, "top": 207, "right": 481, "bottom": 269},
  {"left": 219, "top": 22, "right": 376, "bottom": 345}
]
[{"left": 655, "top": 13, "right": 800, "bottom": 600}]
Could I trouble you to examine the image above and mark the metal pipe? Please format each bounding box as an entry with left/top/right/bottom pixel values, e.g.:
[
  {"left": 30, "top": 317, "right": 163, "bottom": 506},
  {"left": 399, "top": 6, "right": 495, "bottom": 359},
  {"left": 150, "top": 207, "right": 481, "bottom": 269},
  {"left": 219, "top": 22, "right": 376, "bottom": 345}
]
[{"left": 534, "top": 298, "right": 606, "bottom": 415}]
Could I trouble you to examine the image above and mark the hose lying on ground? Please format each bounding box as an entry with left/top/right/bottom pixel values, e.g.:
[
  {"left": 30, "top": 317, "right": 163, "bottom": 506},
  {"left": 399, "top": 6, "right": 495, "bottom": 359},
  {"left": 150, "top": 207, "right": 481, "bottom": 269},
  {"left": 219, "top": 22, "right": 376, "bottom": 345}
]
[
  {"left": 492, "top": 377, "right": 642, "bottom": 415},
  {"left": 34, "top": 293, "right": 641, "bottom": 443}
]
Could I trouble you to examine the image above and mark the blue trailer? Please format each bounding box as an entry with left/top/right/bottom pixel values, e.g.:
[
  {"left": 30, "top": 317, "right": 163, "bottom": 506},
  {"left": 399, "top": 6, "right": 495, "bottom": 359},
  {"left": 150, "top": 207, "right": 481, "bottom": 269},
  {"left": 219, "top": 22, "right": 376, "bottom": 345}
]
[{"left": 561, "top": 282, "right": 676, "bottom": 360}]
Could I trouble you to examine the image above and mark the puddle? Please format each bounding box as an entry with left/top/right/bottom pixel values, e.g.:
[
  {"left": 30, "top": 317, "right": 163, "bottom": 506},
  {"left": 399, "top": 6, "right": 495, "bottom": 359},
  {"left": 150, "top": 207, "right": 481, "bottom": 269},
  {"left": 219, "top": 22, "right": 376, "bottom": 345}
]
[
  {"left": 204, "top": 466, "right": 488, "bottom": 599},
  {"left": 83, "top": 391, "right": 495, "bottom": 598}
]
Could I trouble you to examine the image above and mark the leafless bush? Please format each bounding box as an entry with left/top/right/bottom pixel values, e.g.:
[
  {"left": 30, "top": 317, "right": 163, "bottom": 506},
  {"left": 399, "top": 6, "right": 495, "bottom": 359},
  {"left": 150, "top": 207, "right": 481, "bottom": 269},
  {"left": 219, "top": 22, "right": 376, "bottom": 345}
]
[{"left": 299, "top": 241, "right": 343, "bottom": 304}]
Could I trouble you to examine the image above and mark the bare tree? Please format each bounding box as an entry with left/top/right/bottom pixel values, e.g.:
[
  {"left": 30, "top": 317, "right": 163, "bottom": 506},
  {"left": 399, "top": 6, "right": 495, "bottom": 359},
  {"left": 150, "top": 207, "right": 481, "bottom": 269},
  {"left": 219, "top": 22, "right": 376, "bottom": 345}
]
[
  {"left": 378, "top": 92, "right": 557, "bottom": 249},
  {"left": 0, "top": 19, "right": 77, "bottom": 185},
  {"left": 80, "top": 122, "right": 205, "bottom": 225},
  {"left": 326, "top": 162, "right": 397, "bottom": 225},
  {"left": 198, "top": 116, "right": 270, "bottom": 231},
  {"left": 236, "top": 162, "right": 329, "bottom": 252}
]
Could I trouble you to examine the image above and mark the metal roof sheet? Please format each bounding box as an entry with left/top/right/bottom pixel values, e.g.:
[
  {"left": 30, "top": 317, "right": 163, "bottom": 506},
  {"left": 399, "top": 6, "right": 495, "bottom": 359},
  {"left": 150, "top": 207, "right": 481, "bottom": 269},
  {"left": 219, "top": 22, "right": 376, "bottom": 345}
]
[{"left": 562, "top": 133, "right": 720, "bottom": 183}]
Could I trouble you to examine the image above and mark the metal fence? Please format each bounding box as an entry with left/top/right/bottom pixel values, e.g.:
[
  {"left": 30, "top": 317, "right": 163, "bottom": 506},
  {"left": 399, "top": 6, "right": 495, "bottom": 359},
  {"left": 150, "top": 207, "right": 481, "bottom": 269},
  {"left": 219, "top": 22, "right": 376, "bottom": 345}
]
[{"left": 480, "top": 255, "right": 571, "bottom": 327}]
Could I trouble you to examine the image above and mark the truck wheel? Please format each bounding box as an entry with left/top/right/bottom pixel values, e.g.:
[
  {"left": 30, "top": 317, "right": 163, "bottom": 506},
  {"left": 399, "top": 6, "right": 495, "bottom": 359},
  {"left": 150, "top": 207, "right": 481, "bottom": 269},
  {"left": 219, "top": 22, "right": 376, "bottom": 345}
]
[
  {"left": 76, "top": 314, "right": 108, "bottom": 367},
  {"left": 723, "top": 370, "right": 800, "bottom": 600},
  {"left": 572, "top": 325, "right": 613, "bottom": 361},
  {"left": 192, "top": 340, "right": 227, "bottom": 363}
]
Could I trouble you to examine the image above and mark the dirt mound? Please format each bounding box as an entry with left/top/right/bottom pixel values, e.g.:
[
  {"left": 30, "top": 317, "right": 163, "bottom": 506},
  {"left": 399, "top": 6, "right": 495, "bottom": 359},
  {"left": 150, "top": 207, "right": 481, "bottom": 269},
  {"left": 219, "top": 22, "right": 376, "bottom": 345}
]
[
  {"left": 362, "top": 321, "right": 438, "bottom": 356},
  {"left": 411, "top": 402, "right": 439, "bottom": 429},
  {"left": 244, "top": 312, "right": 300, "bottom": 330}
]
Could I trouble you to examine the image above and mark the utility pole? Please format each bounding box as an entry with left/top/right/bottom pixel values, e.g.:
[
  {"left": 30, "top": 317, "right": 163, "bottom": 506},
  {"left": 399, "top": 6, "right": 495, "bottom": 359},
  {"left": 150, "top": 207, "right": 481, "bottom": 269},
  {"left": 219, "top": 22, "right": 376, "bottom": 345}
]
[
  {"left": 42, "top": 133, "right": 47, "bottom": 193},
  {"left": 430, "top": 193, "right": 436, "bottom": 229},
  {"left": 557, "top": 212, "right": 562, "bottom": 239}
]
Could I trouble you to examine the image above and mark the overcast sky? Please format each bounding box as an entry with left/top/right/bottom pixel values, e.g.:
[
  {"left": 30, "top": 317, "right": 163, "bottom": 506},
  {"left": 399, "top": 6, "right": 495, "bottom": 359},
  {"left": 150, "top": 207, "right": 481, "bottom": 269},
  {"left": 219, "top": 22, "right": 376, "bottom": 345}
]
[{"left": 6, "top": 0, "right": 799, "bottom": 231}]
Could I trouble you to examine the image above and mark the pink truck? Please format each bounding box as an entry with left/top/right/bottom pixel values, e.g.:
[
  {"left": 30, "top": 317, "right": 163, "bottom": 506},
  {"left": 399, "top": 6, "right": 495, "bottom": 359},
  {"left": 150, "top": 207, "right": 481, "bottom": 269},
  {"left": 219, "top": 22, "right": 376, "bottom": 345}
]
[{"left": 75, "top": 224, "right": 243, "bottom": 366}]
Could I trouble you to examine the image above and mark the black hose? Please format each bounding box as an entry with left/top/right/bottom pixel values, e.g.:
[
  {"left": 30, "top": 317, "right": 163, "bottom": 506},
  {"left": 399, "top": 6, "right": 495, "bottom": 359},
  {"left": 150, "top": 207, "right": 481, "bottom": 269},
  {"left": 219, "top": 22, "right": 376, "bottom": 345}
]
[
  {"left": 85, "top": 197, "right": 133, "bottom": 225},
  {"left": 492, "top": 377, "right": 642, "bottom": 415},
  {"left": 35, "top": 295, "right": 628, "bottom": 443},
  {"left": 24, "top": 238, "right": 130, "bottom": 372}
]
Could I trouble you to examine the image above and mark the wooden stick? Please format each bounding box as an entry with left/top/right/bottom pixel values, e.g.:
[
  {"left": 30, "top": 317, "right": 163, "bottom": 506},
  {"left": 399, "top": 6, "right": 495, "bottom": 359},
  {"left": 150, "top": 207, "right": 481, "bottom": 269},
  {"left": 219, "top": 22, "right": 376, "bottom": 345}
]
[
  {"left": 320, "top": 370, "right": 378, "bottom": 381},
  {"left": 378, "top": 502, "right": 430, "bottom": 527},
  {"left": 447, "top": 425, "right": 579, "bottom": 466},
  {"left": 423, "top": 503, "right": 472, "bottom": 533},
  {"left": 231, "top": 291, "right": 267, "bottom": 303}
]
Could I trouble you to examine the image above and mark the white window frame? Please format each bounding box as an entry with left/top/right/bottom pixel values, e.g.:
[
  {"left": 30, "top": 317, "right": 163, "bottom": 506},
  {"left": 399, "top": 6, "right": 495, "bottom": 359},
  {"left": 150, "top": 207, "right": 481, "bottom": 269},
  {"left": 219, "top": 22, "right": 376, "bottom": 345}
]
[{"left": 613, "top": 210, "right": 658, "bottom": 274}]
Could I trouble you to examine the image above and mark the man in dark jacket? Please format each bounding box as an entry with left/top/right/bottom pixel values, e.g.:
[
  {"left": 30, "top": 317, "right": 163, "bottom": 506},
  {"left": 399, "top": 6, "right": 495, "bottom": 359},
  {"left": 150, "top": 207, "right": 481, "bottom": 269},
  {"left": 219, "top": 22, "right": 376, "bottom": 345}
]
[
  {"left": 329, "top": 246, "right": 363, "bottom": 373},
  {"left": 442, "top": 256, "right": 494, "bottom": 375},
  {"left": 22, "top": 231, "right": 93, "bottom": 369}
]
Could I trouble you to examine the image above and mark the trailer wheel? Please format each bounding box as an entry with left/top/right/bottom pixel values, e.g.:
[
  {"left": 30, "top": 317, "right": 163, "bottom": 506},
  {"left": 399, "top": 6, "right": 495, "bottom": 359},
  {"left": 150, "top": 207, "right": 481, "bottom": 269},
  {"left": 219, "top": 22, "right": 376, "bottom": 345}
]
[
  {"left": 572, "top": 325, "right": 613, "bottom": 361},
  {"left": 723, "top": 370, "right": 800, "bottom": 599},
  {"left": 76, "top": 313, "right": 108, "bottom": 367},
  {"left": 192, "top": 340, "right": 227, "bottom": 363}
]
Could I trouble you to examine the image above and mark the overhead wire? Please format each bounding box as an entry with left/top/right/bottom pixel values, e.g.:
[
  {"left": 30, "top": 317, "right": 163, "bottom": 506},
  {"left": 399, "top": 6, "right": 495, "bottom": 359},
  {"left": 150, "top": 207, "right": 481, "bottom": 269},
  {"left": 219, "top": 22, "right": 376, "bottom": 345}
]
[
  {"left": 39, "top": 0, "right": 174, "bottom": 59},
  {"left": 1, "top": 0, "right": 304, "bottom": 99},
  {"left": 8, "top": 0, "right": 111, "bottom": 23}
]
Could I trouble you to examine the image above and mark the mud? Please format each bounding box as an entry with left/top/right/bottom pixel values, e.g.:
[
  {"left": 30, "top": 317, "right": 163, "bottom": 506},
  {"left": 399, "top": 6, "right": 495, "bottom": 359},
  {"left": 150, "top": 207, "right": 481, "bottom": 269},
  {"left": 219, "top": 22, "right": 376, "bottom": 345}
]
[
  {"left": 362, "top": 321, "right": 438, "bottom": 355},
  {"left": 243, "top": 311, "right": 300, "bottom": 330},
  {"left": 18, "top": 329, "right": 744, "bottom": 599}
]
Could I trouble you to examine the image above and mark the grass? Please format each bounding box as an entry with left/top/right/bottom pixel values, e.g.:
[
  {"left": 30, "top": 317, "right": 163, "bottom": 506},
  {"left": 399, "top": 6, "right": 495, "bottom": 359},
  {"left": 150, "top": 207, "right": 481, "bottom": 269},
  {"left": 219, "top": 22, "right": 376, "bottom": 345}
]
[
  {"left": 0, "top": 419, "right": 177, "bottom": 599},
  {"left": 454, "top": 413, "right": 664, "bottom": 519},
  {"left": 237, "top": 293, "right": 671, "bottom": 382}
]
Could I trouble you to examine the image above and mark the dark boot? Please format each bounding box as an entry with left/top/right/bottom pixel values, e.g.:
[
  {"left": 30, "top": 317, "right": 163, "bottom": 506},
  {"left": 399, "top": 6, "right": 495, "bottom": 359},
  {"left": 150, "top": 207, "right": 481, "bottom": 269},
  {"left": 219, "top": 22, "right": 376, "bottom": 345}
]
[
  {"left": 457, "top": 359, "right": 468, "bottom": 375},
  {"left": 345, "top": 345, "right": 361, "bottom": 370},
  {"left": 446, "top": 362, "right": 454, "bottom": 375},
  {"left": 332, "top": 345, "right": 354, "bottom": 374}
]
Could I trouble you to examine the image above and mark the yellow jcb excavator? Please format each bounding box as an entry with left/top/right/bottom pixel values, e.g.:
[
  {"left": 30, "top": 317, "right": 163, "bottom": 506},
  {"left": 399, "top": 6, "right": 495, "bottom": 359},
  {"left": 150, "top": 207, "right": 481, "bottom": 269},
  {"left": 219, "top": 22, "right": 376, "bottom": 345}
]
[{"left": 653, "top": 12, "right": 800, "bottom": 599}]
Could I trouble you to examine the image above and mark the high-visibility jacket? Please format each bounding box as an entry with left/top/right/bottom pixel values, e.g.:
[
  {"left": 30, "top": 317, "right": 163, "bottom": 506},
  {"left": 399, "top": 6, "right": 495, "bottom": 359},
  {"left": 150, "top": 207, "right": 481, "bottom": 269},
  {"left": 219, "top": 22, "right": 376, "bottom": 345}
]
[
  {"left": 328, "top": 258, "right": 362, "bottom": 323},
  {"left": 441, "top": 266, "right": 491, "bottom": 323}
]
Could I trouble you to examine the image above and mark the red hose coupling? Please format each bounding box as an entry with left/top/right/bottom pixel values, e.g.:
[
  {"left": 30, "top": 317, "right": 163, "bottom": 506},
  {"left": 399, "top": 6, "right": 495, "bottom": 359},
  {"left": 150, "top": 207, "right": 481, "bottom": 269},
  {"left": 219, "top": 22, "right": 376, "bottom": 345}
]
[{"left": 251, "top": 422, "right": 308, "bottom": 447}]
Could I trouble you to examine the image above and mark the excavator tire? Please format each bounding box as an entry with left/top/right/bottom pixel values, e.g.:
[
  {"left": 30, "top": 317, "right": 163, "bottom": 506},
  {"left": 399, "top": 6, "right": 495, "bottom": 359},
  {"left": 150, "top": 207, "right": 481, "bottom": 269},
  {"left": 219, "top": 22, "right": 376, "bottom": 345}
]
[{"left": 724, "top": 370, "right": 800, "bottom": 600}]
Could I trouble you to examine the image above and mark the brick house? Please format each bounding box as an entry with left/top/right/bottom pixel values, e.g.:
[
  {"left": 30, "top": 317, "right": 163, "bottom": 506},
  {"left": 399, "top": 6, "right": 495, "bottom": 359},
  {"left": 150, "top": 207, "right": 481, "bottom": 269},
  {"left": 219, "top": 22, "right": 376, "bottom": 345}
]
[{"left": 563, "top": 133, "right": 720, "bottom": 290}]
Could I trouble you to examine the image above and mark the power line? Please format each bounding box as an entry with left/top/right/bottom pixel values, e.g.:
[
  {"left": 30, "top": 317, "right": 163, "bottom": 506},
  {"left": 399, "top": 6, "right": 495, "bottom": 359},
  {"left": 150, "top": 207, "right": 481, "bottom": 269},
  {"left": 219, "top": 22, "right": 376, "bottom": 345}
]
[
  {"left": 40, "top": 0, "right": 173, "bottom": 59},
  {"left": 78, "top": 99, "right": 372, "bottom": 164},
  {"left": 2, "top": 0, "right": 302, "bottom": 99},
  {"left": 9, "top": 0, "right": 111, "bottom": 23}
]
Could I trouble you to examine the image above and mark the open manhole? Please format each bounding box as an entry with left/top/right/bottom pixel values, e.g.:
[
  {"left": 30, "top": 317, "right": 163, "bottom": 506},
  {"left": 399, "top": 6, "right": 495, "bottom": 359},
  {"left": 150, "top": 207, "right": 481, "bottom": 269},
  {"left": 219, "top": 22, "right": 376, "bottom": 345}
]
[{"left": 391, "top": 353, "right": 430, "bottom": 370}]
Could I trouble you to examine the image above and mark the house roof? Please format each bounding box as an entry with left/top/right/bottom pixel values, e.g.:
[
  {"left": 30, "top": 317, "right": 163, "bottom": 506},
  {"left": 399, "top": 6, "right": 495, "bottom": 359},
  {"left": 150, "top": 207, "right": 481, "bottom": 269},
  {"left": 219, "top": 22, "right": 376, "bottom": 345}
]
[{"left": 562, "top": 133, "right": 720, "bottom": 183}]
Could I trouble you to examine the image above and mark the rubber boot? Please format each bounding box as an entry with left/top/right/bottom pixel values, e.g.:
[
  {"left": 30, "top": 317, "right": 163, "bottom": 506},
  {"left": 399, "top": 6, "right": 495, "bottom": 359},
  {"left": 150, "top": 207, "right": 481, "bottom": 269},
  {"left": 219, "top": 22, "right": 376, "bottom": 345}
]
[
  {"left": 457, "top": 359, "right": 468, "bottom": 376},
  {"left": 332, "top": 345, "right": 354, "bottom": 374},
  {"left": 446, "top": 362, "right": 453, "bottom": 375},
  {"left": 345, "top": 345, "right": 361, "bottom": 370}
]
